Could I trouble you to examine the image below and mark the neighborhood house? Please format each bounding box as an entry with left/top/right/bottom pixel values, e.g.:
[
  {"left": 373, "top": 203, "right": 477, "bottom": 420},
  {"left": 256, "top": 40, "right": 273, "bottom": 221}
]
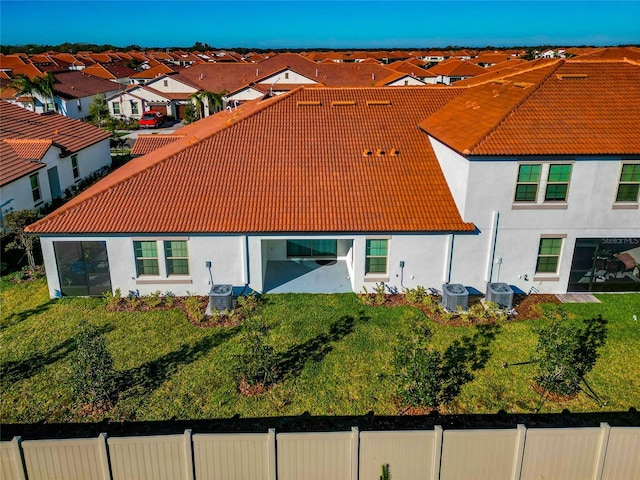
[{"left": 25, "top": 57, "right": 640, "bottom": 298}]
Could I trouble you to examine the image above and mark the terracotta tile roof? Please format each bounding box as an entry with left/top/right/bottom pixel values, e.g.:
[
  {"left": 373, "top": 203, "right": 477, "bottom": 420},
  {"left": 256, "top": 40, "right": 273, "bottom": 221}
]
[
  {"left": 83, "top": 62, "right": 137, "bottom": 80},
  {"left": 0, "top": 101, "right": 110, "bottom": 186},
  {"left": 28, "top": 87, "right": 473, "bottom": 235},
  {"left": 472, "top": 53, "right": 512, "bottom": 65},
  {"left": 573, "top": 46, "right": 640, "bottom": 61},
  {"left": 131, "top": 134, "right": 185, "bottom": 156},
  {"left": 452, "top": 58, "right": 558, "bottom": 87},
  {"left": 388, "top": 60, "right": 437, "bottom": 78},
  {"left": 427, "top": 59, "right": 487, "bottom": 77},
  {"left": 130, "top": 64, "right": 178, "bottom": 79},
  {"left": 421, "top": 59, "right": 640, "bottom": 156},
  {"left": 53, "top": 71, "right": 123, "bottom": 99}
]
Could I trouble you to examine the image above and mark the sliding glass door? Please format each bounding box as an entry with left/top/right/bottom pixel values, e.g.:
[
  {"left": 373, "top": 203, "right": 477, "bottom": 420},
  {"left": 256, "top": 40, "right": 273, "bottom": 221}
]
[{"left": 54, "top": 241, "right": 112, "bottom": 296}]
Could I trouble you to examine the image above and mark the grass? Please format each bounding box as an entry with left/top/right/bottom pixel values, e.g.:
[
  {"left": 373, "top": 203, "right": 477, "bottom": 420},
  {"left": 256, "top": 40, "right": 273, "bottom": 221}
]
[{"left": 1, "top": 276, "right": 639, "bottom": 424}]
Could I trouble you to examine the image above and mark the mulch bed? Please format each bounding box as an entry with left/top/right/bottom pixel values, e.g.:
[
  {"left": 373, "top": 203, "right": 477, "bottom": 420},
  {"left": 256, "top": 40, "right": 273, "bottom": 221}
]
[
  {"left": 532, "top": 383, "right": 579, "bottom": 402},
  {"left": 362, "top": 293, "right": 560, "bottom": 325}
]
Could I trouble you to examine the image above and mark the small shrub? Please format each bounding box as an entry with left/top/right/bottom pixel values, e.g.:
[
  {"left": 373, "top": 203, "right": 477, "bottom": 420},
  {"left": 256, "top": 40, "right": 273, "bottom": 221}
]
[
  {"left": 71, "top": 321, "right": 116, "bottom": 406},
  {"left": 234, "top": 316, "right": 278, "bottom": 390},
  {"left": 10, "top": 265, "right": 46, "bottom": 283},
  {"left": 403, "top": 285, "right": 428, "bottom": 305},
  {"left": 534, "top": 310, "right": 607, "bottom": 397},
  {"left": 373, "top": 282, "right": 387, "bottom": 305},
  {"left": 184, "top": 295, "right": 204, "bottom": 322},
  {"left": 103, "top": 288, "right": 122, "bottom": 310},
  {"left": 236, "top": 293, "right": 259, "bottom": 316},
  {"left": 380, "top": 464, "right": 391, "bottom": 480},
  {"left": 357, "top": 286, "right": 376, "bottom": 306},
  {"left": 163, "top": 291, "right": 176, "bottom": 307},
  {"left": 145, "top": 290, "right": 163, "bottom": 308}
]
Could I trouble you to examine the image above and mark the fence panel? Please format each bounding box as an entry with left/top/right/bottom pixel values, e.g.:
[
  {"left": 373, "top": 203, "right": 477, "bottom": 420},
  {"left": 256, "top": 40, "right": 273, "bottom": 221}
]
[
  {"left": 21, "top": 436, "right": 107, "bottom": 480},
  {"left": 440, "top": 428, "right": 520, "bottom": 480},
  {"left": 192, "top": 431, "right": 274, "bottom": 480},
  {"left": 359, "top": 430, "right": 438, "bottom": 480},
  {"left": 108, "top": 434, "right": 189, "bottom": 480},
  {"left": 277, "top": 429, "right": 357, "bottom": 480},
  {"left": 520, "top": 427, "right": 602, "bottom": 480},
  {"left": 601, "top": 426, "right": 640, "bottom": 480},
  {"left": 0, "top": 439, "right": 24, "bottom": 480}
]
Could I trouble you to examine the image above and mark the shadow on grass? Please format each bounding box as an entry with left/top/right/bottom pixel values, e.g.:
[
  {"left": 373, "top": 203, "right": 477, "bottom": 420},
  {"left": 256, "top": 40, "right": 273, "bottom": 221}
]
[
  {"left": 117, "top": 327, "right": 240, "bottom": 395},
  {"left": 273, "top": 313, "right": 366, "bottom": 380},
  {"left": 0, "top": 324, "right": 114, "bottom": 385},
  {"left": 0, "top": 300, "right": 56, "bottom": 331},
  {"left": 441, "top": 323, "right": 501, "bottom": 401}
]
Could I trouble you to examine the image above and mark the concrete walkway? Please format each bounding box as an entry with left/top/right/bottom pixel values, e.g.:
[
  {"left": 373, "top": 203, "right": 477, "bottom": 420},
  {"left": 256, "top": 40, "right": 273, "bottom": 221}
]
[
  {"left": 556, "top": 293, "right": 601, "bottom": 303},
  {"left": 264, "top": 260, "right": 352, "bottom": 293}
]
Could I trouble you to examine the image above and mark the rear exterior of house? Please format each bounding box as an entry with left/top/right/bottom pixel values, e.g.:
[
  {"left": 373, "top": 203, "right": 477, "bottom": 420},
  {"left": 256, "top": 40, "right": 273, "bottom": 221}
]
[{"left": 27, "top": 58, "right": 640, "bottom": 297}]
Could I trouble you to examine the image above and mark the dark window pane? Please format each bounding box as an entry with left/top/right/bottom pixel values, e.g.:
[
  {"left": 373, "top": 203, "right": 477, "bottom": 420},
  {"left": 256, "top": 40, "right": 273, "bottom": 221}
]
[
  {"left": 545, "top": 184, "right": 568, "bottom": 201},
  {"left": 515, "top": 184, "right": 537, "bottom": 201},
  {"left": 616, "top": 184, "right": 639, "bottom": 202}
]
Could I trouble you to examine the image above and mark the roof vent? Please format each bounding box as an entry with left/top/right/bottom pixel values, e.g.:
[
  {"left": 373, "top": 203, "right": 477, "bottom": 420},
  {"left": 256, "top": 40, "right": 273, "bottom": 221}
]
[
  {"left": 493, "top": 79, "right": 510, "bottom": 85},
  {"left": 331, "top": 100, "right": 356, "bottom": 106},
  {"left": 362, "top": 149, "right": 372, "bottom": 157},
  {"left": 513, "top": 82, "right": 534, "bottom": 88},
  {"left": 556, "top": 74, "right": 588, "bottom": 80},
  {"left": 375, "top": 148, "right": 385, "bottom": 157},
  {"left": 366, "top": 100, "right": 391, "bottom": 106},
  {"left": 465, "top": 100, "right": 480, "bottom": 110},
  {"left": 390, "top": 148, "right": 399, "bottom": 156},
  {"left": 296, "top": 101, "right": 321, "bottom": 106}
]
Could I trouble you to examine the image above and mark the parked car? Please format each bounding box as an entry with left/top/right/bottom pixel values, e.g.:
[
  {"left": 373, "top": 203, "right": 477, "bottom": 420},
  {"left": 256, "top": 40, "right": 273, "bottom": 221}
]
[{"left": 139, "top": 111, "right": 164, "bottom": 128}]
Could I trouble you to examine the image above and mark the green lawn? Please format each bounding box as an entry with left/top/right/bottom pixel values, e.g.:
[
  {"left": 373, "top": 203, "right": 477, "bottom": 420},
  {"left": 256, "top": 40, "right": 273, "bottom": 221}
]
[{"left": 1, "top": 277, "right": 639, "bottom": 423}]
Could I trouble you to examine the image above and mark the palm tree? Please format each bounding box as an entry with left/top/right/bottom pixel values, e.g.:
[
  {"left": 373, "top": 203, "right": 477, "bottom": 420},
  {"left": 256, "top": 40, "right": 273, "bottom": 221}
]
[
  {"left": 189, "top": 90, "right": 225, "bottom": 120},
  {"left": 3, "top": 72, "right": 57, "bottom": 112}
]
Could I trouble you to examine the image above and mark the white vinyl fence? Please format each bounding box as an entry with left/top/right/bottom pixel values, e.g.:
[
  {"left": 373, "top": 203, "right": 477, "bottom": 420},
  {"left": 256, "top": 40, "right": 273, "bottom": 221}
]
[{"left": 1, "top": 423, "right": 638, "bottom": 480}]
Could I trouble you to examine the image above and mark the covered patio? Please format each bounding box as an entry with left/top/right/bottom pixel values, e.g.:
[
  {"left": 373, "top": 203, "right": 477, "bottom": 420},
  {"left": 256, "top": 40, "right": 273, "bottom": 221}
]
[{"left": 263, "top": 259, "right": 353, "bottom": 293}]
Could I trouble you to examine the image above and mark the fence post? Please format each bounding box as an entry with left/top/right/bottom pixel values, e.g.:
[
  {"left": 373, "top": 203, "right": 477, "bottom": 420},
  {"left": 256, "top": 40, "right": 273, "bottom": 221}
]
[
  {"left": 594, "top": 423, "right": 611, "bottom": 480},
  {"left": 268, "top": 428, "right": 277, "bottom": 480},
  {"left": 350, "top": 427, "right": 359, "bottom": 480},
  {"left": 184, "top": 430, "right": 195, "bottom": 480},
  {"left": 433, "top": 425, "right": 443, "bottom": 480},
  {"left": 512, "top": 424, "right": 527, "bottom": 480},
  {"left": 98, "top": 433, "right": 112, "bottom": 480},
  {"left": 10, "top": 436, "right": 26, "bottom": 480}
]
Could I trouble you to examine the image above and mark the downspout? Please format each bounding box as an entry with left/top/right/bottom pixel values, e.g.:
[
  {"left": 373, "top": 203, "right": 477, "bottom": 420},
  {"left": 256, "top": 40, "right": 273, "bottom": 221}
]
[
  {"left": 444, "top": 234, "right": 454, "bottom": 284},
  {"left": 486, "top": 211, "right": 500, "bottom": 284},
  {"left": 243, "top": 235, "right": 250, "bottom": 287}
]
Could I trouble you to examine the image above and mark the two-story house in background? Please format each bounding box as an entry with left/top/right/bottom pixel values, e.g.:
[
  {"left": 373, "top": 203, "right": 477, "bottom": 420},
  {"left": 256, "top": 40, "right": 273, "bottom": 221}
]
[{"left": 26, "top": 57, "right": 640, "bottom": 298}]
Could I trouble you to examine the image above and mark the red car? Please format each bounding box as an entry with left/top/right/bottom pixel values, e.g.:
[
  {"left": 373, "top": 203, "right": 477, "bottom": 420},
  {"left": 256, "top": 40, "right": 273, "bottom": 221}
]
[{"left": 139, "top": 110, "right": 163, "bottom": 128}]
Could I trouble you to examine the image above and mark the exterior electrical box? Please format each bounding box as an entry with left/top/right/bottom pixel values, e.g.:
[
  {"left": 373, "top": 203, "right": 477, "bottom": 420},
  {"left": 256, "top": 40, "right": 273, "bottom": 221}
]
[
  {"left": 486, "top": 282, "right": 514, "bottom": 309},
  {"left": 441, "top": 283, "right": 469, "bottom": 312}
]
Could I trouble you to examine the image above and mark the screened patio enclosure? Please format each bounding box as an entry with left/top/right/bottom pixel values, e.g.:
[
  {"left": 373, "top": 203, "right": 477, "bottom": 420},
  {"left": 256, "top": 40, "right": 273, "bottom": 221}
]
[
  {"left": 53, "top": 241, "right": 112, "bottom": 296},
  {"left": 262, "top": 239, "right": 354, "bottom": 293}
]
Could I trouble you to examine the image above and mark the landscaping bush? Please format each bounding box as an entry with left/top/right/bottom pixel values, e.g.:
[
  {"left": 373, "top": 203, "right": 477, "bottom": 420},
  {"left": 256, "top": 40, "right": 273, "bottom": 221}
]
[
  {"left": 534, "top": 308, "right": 607, "bottom": 397},
  {"left": 234, "top": 316, "right": 278, "bottom": 393}
]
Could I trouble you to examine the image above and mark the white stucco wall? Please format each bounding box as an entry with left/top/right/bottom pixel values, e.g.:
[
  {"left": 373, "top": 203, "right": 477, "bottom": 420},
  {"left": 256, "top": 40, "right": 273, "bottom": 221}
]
[
  {"left": 386, "top": 76, "right": 426, "bottom": 86},
  {"left": 431, "top": 139, "right": 640, "bottom": 293},
  {"left": 146, "top": 77, "right": 198, "bottom": 94},
  {"left": 1, "top": 140, "right": 110, "bottom": 213},
  {"left": 257, "top": 70, "right": 318, "bottom": 86}
]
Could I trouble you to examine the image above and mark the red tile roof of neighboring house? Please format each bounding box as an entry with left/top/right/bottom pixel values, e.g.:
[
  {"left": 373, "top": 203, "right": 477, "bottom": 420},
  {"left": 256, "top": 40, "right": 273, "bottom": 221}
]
[
  {"left": 0, "top": 101, "right": 110, "bottom": 186},
  {"left": 427, "top": 59, "right": 487, "bottom": 77},
  {"left": 82, "top": 62, "right": 137, "bottom": 80},
  {"left": 472, "top": 53, "right": 512, "bottom": 65},
  {"left": 27, "top": 87, "right": 474, "bottom": 235},
  {"left": 420, "top": 59, "right": 640, "bottom": 156},
  {"left": 572, "top": 46, "right": 640, "bottom": 61},
  {"left": 53, "top": 71, "right": 123, "bottom": 99},
  {"left": 130, "top": 64, "right": 178, "bottom": 79},
  {"left": 131, "top": 134, "right": 185, "bottom": 156},
  {"left": 388, "top": 60, "right": 437, "bottom": 78},
  {"left": 452, "top": 58, "right": 558, "bottom": 87}
]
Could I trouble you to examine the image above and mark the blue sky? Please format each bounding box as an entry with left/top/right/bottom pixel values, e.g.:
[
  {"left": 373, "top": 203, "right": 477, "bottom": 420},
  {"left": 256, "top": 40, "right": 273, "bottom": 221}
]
[{"left": 1, "top": 1, "right": 639, "bottom": 49}]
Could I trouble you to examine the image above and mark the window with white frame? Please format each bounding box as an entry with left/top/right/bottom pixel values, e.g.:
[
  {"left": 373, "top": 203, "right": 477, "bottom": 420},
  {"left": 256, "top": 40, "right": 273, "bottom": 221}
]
[
  {"left": 615, "top": 163, "right": 640, "bottom": 203},
  {"left": 535, "top": 237, "right": 563, "bottom": 274},
  {"left": 133, "top": 240, "right": 190, "bottom": 278},
  {"left": 514, "top": 162, "right": 573, "bottom": 205},
  {"left": 112, "top": 101, "right": 120, "bottom": 115},
  {"left": 131, "top": 102, "right": 139, "bottom": 115},
  {"left": 71, "top": 154, "right": 80, "bottom": 180},
  {"left": 30, "top": 174, "right": 41, "bottom": 203},
  {"left": 365, "top": 239, "right": 388, "bottom": 274}
]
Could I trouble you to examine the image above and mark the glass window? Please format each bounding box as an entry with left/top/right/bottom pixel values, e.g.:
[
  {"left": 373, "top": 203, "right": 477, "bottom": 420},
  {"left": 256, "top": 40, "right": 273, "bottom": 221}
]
[
  {"left": 71, "top": 155, "right": 79, "bottom": 179},
  {"left": 616, "top": 163, "right": 640, "bottom": 202},
  {"left": 112, "top": 101, "right": 120, "bottom": 115},
  {"left": 134, "top": 241, "right": 159, "bottom": 275},
  {"left": 164, "top": 240, "right": 189, "bottom": 275},
  {"left": 545, "top": 164, "right": 572, "bottom": 201},
  {"left": 365, "top": 239, "right": 388, "bottom": 274},
  {"left": 131, "top": 102, "right": 139, "bottom": 115},
  {"left": 286, "top": 240, "right": 337, "bottom": 257},
  {"left": 514, "top": 164, "right": 541, "bottom": 202},
  {"left": 30, "top": 174, "right": 41, "bottom": 202},
  {"left": 536, "top": 238, "right": 563, "bottom": 273}
]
